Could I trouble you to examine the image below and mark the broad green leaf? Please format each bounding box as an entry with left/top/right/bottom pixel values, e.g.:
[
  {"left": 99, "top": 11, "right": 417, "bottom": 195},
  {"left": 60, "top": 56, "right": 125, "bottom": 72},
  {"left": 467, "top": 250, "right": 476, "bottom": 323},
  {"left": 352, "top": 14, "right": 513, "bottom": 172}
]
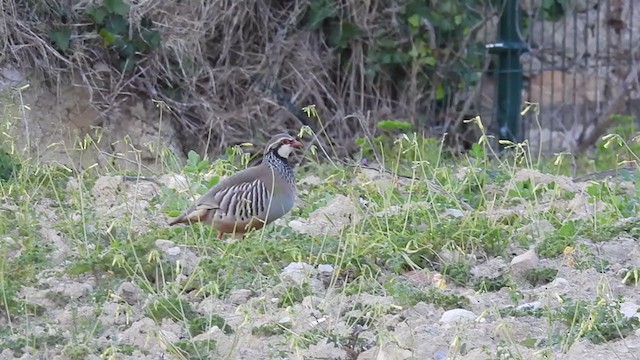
[
  {"left": 377, "top": 120, "right": 413, "bottom": 132},
  {"left": 425, "top": 56, "right": 437, "bottom": 66},
  {"left": 104, "top": 0, "right": 130, "bottom": 16},
  {"left": 207, "top": 176, "right": 220, "bottom": 188},
  {"left": 116, "top": 41, "right": 136, "bottom": 57},
  {"left": 50, "top": 27, "right": 71, "bottom": 52},
  {"left": 436, "top": 83, "right": 445, "bottom": 100},
  {"left": 187, "top": 150, "right": 201, "bottom": 166},
  {"left": 407, "top": 14, "right": 421, "bottom": 28},
  {"left": 98, "top": 28, "right": 117, "bottom": 46},
  {"left": 306, "top": 0, "right": 337, "bottom": 30},
  {"left": 105, "top": 14, "right": 128, "bottom": 35},
  {"left": 557, "top": 221, "right": 577, "bottom": 237},
  {"left": 167, "top": 210, "right": 182, "bottom": 217},
  {"left": 87, "top": 6, "right": 109, "bottom": 24},
  {"left": 141, "top": 30, "right": 161, "bottom": 49},
  {"left": 329, "top": 21, "right": 361, "bottom": 49},
  {"left": 119, "top": 56, "right": 136, "bottom": 72}
]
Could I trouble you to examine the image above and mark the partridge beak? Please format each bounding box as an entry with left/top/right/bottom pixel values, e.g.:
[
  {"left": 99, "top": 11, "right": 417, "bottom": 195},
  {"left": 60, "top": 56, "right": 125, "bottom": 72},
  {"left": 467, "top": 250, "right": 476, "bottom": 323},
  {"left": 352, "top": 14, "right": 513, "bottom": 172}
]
[{"left": 291, "top": 139, "right": 304, "bottom": 149}]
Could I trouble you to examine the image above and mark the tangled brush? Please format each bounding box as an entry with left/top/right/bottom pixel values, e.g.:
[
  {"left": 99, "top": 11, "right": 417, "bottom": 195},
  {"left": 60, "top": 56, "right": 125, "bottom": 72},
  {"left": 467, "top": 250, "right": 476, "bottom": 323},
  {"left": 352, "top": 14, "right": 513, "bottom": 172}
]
[{"left": 2, "top": 0, "right": 493, "bottom": 158}]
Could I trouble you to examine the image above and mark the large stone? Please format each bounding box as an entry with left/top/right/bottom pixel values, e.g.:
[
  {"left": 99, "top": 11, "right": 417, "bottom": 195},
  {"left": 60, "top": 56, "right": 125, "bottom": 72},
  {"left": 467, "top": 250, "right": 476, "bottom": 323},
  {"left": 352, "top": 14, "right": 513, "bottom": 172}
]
[
  {"left": 620, "top": 302, "right": 640, "bottom": 320},
  {"left": 439, "top": 309, "right": 477, "bottom": 324},
  {"left": 280, "top": 262, "right": 317, "bottom": 287},
  {"left": 155, "top": 239, "right": 200, "bottom": 275},
  {"left": 288, "top": 194, "right": 360, "bottom": 236},
  {"left": 527, "top": 70, "right": 605, "bottom": 106},
  {"left": 510, "top": 250, "right": 540, "bottom": 275},
  {"left": 118, "top": 317, "right": 179, "bottom": 352},
  {"left": 572, "top": 0, "right": 599, "bottom": 12},
  {"left": 117, "top": 281, "right": 145, "bottom": 305},
  {"left": 521, "top": 53, "right": 543, "bottom": 76},
  {"left": 519, "top": 0, "right": 542, "bottom": 15},
  {"left": 531, "top": 17, "right": 588, "bottom": 59}
]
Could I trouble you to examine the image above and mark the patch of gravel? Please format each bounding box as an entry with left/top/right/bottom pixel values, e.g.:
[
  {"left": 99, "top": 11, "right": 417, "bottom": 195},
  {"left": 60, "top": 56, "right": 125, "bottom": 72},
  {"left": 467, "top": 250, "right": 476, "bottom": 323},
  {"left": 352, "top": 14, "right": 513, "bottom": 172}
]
[{"left": 5, "top": 173, "right": 640, "bottom": 359}]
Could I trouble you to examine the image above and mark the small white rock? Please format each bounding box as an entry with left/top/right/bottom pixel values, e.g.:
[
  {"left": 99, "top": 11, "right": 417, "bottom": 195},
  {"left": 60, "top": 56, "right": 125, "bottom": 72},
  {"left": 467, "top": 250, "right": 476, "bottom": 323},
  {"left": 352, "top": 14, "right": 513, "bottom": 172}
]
[
  {"left": 442, "top": 208, "right": 465, "bottom": 218},
  {"left": 300, "top": 175, "right": 323, "bottom": 185},
  {"left": 0, "top": 349, "right": 15, "bottom": 360},
  {"left": 620, "top": 302, "right": 640, "bottom": 320},
  {"left": 439, "top": 309, "right": 477, "bottom": 324},
  {"left": 228, "top": 289, "right": 253, "bottom": 305},
  {"left": 288, "top": 219, "right": 307, "bottom": 233},
  {"left": 308, "top": 317, "right": 327, "bottom": 327},
  {"left": 61, "top": 282, "right": 93, "bottom": 300},
  {"left": 317, "top": 264, "right": 334, "bottom": 275},
  {"left": 510, "top": 250, "right": 539, "bottom": 274},
  {"left": 166, "top": 246, "right": 181, "bottom": 256},
  {"left": 117, "top": 281, "right": 144, "bottom": 305},
  {"left": 158, "top": 174, "right": 189, "bottom": 191},
  {"left": 548, "top": 277, "right": 569, "bottom": 290},
  {"left": 281, "top": 262, "right": 316, "bottom": 286},
  {"left": 302, "top": 295, "right": 323, "bottom": 309},
  {"left": 439, "top": 248, "right": 465, "bottom": 263},
  {"left": 157, "top": 330, "right": 179, "bottom": 349},
  {"left": 434, "top": 351, "right": 449, "bottom": 360},
  {"left": 516, "top": 301, "right": 542, "bottom": 311},
  {"left": 155, "top": 239, "right": 176, "bottom": 251}
]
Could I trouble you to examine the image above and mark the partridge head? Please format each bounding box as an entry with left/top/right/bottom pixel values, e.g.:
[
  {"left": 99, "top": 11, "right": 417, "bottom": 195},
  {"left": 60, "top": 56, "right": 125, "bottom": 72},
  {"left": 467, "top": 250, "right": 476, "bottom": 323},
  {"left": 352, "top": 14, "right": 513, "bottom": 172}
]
[{"left": 168, "top": 133, "right": 304, "bottom": 239}]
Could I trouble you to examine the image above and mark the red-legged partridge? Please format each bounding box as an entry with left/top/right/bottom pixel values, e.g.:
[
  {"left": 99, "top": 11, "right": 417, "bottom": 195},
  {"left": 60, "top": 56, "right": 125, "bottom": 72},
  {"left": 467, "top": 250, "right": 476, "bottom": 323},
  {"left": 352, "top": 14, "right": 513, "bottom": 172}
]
[{"left": 168, "top": 133, "right": 303, "bottom": 239}]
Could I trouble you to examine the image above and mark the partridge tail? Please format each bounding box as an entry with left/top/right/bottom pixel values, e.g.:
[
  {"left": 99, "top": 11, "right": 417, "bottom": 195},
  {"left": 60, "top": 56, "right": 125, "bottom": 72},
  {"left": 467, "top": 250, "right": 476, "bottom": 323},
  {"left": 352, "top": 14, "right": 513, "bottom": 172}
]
[
  {"left": 167, "top": 215, "right": 186, "bottom": 226},
  {"left": 168, "top": 206, "right": 210, "bottom": 226}
]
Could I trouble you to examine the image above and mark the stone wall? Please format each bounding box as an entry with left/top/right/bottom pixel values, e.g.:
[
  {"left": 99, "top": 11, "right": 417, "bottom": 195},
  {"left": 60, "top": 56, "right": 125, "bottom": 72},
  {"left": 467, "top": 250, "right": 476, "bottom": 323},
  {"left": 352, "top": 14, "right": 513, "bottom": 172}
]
[{"left": 519, "top": 0, "right": 640, "bottom": 153}]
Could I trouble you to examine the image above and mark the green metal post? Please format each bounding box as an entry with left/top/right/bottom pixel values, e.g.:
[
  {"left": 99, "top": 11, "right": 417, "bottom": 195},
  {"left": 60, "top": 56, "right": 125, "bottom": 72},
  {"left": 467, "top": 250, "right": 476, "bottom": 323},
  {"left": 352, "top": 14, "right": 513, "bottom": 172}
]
[{"left": 487, "top": 0, "right": 528, "bottom": 144}]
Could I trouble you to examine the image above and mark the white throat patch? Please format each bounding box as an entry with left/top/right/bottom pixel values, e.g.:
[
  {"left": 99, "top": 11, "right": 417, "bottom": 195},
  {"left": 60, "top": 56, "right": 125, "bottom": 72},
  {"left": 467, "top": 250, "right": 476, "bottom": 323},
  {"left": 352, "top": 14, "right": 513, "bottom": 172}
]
[{"left": 277, "top": 144, "right": 294, "bottom": 158}]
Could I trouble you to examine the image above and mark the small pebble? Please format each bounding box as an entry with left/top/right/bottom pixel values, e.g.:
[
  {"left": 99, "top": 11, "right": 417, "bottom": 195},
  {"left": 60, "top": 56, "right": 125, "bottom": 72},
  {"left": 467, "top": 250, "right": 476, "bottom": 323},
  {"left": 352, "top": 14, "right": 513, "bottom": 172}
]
[{"left": 440, "top": 309, "right": 477, "bottom": 324}]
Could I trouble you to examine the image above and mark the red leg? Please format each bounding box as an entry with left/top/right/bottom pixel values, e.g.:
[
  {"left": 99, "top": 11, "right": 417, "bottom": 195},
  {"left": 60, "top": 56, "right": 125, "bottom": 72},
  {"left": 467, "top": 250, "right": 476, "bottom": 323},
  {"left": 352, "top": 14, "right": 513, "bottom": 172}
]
[{"left": 217, "top": 231, "right": 223, "bottom": 240}]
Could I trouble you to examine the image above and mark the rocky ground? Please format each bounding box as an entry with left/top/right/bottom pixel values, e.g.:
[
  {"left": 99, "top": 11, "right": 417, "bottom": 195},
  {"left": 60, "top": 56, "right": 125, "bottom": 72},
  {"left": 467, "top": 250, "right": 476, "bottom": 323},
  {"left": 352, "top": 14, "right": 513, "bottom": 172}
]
[{"left": 0, "top": 166, "right": 639, "bottom": 360}]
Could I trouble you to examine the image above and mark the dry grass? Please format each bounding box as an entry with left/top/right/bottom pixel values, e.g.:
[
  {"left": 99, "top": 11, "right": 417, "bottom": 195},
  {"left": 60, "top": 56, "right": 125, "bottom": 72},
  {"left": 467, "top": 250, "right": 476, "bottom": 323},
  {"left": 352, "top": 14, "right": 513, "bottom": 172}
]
[{"left": 2, "top": 0, "right": 493, "bottom": 157}]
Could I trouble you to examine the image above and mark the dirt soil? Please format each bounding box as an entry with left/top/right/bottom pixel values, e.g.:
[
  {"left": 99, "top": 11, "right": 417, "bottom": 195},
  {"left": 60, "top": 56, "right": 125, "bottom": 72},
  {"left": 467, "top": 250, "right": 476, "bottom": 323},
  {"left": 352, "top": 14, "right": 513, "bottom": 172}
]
[{"left": 1, "top": 168, "right": 639, "bottom": 360}]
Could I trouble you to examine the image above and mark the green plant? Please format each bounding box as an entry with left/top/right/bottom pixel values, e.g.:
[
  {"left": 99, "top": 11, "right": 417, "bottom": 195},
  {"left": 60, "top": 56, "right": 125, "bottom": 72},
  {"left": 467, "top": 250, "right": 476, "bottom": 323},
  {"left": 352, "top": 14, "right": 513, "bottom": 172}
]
[
  {"left": 441, "top": 261, "right": 472, "bottom": 286},
  {"left": 622, "top": 267, "right": 640, "bottom": 286},
  {"left": 537, "top": 220, "right": 581, "bottom": 258},
  {"left": 304, "top": 0, "right": 488, "bottom": 134},
  {"left": 252, "top": 322, "right": 291, "bottom": 337},
  {"left": 4, "top": 84, "right": 640, "bottom": 358},
  {"left": 526, "top": 267, "right": 559, "bottom": 286},
  {"left": 594, "top": 115, "right": 640, "bottom": 171},
  {"left": 558, "top": 297, "right": 640, "bottom": 345},
  {"left": 0, "top": 149, "right": 20, "bottom": 181},
  {"left": 48, "top": 0, "right": 161, "bottom": 72},
  {"left": 189, "top": 315, "right": 234, "bottom": 336},
  {"left": 172, "top": 340, "right": 217, "bottom": 359},
  {"left": 146, "top": 295, "right": 198, "bottom": 324},
  {"left": 474, "top": 275, "right": 513, "bottom": 293},
  {"left": 541, "top": 0, "right": 568, "bottom": 21},
  {"left": 385, "top": 280, "right": 470, "bottom": 310},
  {"left": 278, "top": 284, "right": 313, "bottom": 307}
]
